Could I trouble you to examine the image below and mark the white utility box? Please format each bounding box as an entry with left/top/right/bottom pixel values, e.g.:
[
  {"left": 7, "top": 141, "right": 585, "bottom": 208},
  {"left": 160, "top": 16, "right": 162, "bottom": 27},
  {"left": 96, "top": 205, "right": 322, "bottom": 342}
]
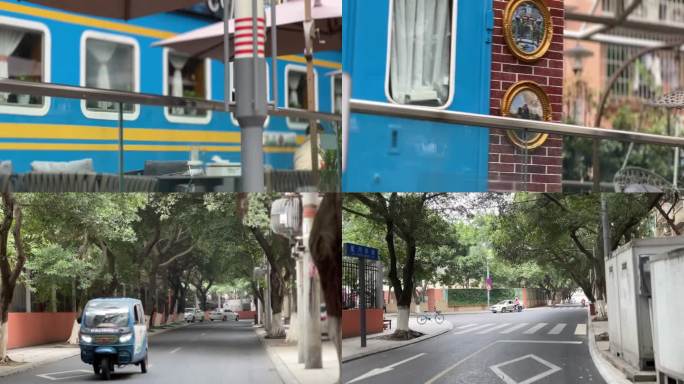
[{"left": 606, "top": 236, "right": 684, "bottom": 370}]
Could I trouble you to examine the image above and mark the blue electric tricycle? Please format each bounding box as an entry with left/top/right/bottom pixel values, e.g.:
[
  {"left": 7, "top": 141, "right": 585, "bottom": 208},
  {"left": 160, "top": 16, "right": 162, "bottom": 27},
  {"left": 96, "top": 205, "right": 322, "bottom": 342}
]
[{"left": 78, "top": 298, "right": 149, "bottom": 380}]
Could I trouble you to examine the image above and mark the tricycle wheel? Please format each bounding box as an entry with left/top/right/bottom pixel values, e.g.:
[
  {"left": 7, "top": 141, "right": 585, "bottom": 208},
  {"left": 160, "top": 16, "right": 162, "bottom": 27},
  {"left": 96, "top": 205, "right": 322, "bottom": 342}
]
[
  {"left": 141, "top": 355, "right": 148, "bottom": 374},
  {"left": 100, "top": 357, "right": 111, "bottom": 380}
]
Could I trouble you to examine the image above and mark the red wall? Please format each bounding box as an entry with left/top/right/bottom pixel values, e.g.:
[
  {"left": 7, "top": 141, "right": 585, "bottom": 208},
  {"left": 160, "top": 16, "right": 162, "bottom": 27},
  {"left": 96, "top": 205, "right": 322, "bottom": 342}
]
[
  {"left": 342, "top": 309, "right": 383, "bottom": 338},
  {"left": 489, "top": 0, "right": 564, "bottom": 192},
  {"left": 8, "top": 312, "right": 77, "bottom": 349},
  {"left": 237, "top": 310, "right": 257, "bottom": 319}
]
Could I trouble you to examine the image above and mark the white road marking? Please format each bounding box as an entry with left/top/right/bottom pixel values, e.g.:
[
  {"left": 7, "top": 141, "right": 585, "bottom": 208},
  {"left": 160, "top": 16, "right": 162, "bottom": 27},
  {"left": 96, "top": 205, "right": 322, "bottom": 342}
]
[
  {"left": 453, "top": 323, "right": 494, "bottom": 335},
  {"left": 36, "top": 370, "right": 92, "bottom": 381},
  {"left": 169, "top": 347, "right": 181, "bottom": 354},
  {"left": 346, "top": 353, "right": 426, "bottom": 384},
  {"left": 499, "top": 340, "right": 583, "bottom": 345},
  {"left": 500, "top": 323, "right": 529, "bottom": 334},
  {"left": 490, "top": 354, "right": 562, "bottom": 384},
  {"left": 575, "top": 324, "right": 587, "bottom": 336},
  {"left": 523, "top": 323, "right": 548, "bottom": 334},
  {"left": 424, "top": 339, "right": 582, "bottom": 384},
  {"left": 476, "top": 323, "right": 511, "bottom": 334},
  {"left": 548, "top": 323, "right": 567, "bottom": 335},
  {"left": 456, "top": 323, "right": 478, "bottom": 330}
]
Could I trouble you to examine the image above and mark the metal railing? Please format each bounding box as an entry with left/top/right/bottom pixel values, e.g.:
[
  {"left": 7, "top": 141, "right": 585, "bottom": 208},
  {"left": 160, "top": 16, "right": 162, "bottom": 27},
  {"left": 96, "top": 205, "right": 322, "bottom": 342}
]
[
  {"left": 0, "top": 79, "right": 341, "bottom": 192},
  {"left": 348, "top": 99, "right": 684, "bottom": 147},
  {"left": 342, "top": 257, "right": 379, "bottom": 310},
  {"left": 0, "top": 79, "right": 341, "bottom": 122}
]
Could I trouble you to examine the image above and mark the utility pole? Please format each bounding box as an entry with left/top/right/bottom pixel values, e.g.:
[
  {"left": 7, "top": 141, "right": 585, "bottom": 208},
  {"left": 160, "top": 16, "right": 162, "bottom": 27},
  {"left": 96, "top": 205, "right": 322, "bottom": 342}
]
[
  {"left": 235, "top": 0, "right": 267, "bottom": 192},
  {"left": 301, "top": 192, "right": 321, "bottom": 368},
  {"left": 303, "top": 0, "right": 319, "bottom": 185}
]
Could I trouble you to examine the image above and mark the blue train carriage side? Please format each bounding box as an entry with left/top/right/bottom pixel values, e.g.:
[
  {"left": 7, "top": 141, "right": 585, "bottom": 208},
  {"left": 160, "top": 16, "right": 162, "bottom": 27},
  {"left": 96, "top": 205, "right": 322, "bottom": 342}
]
[
  {"left": 342, "top": 0, "right": 493, "bottom": 192},
  {"left": 0, "top": 0, "right": 342, "bottom": 174}
]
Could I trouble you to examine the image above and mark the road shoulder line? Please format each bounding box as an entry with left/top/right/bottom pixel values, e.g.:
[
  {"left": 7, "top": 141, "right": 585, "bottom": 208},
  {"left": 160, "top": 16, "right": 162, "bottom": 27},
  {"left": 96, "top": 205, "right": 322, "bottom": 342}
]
[{"left": 342, "top": 320, "right": 454, "bottom": 364}]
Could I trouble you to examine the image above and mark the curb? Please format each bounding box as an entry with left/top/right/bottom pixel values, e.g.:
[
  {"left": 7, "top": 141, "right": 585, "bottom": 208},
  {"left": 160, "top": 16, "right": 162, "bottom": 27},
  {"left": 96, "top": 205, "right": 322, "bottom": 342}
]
[
  {"left": 254, "top": 327, "right": 299, "bottom": 384},
  {"left": 0, "top": 321, "right": 190, "bottom": 378},
  {"left": 0, "top": 347, "right": 80, "bottom": 378},
  {"left": 342, "top": 320, "right": 454, "bottom": 363},
  {"left": 586, "top": 313, "right": 632, "bottom": 384}
]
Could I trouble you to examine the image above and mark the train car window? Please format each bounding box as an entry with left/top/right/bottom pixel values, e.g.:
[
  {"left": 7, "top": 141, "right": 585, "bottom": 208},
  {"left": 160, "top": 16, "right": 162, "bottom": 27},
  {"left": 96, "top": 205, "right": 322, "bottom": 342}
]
[
  {"left": 163, "top": 49, "right": 212, "bottom": 124},
  {"left": 80, "top": 31, "right": 140, "bottom": 121},
  {"left": 387, "top": 0, "right": 455, "bottom": 108},
  {"left": 228, "top": 61, "right": 271, "bottom": 127},
  {"left": 0, "top": 16, "right": 51, "bottom": 116},
  {"left": 332, "top": 73, "right": 342, "bottom": 114},
  {"left": 285, "top": 64, "right": 318, "bottom": 130}
]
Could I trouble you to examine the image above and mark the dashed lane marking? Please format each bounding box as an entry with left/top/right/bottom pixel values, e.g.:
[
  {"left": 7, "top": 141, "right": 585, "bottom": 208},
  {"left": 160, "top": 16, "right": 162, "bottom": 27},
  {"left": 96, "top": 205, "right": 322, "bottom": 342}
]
[
  {"left": 575, "top": 324, "right": 587, "bottom": 336},
  {"left": 523, "top": 323, "right": 548, "bottom": 334},
  {"left": 499, "top": 323, "right": 529, "bottom": 334},
  {"left": 453, "top": 323, "right": 494, "bottom": 335},
  {"left": 36, "top": 370, "right": 92, "bottom": 381},
  {"left": 476, "top": 323, "right": 511, "bottom": 334},
  {"left": 548, "top": 323, "right": 567, "bottom": 335},
  {"left": 456, "top": 323, "right": 479, "bottom": 330}
]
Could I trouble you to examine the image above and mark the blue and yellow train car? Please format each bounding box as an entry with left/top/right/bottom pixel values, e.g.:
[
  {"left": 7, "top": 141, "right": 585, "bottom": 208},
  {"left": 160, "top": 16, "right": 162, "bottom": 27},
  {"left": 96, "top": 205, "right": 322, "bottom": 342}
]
[
  {"left": 0, "top": 0, "right": 341, "bottom": 173},
  {"left": 342, "top": 0, "right": 493, "bottom": 191}
]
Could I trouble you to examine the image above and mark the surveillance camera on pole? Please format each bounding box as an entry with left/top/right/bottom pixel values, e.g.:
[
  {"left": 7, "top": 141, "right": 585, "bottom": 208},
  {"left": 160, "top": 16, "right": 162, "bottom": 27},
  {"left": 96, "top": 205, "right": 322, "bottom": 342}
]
[{"left": 235, "top": 0, "right": 268, "bottom": 192}]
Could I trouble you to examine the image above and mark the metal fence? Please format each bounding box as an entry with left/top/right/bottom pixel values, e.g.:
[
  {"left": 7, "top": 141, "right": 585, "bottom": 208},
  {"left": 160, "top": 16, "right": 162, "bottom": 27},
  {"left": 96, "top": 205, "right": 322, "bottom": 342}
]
[{"left": 342, "top": 257, "right": 379, "bottom": 310}]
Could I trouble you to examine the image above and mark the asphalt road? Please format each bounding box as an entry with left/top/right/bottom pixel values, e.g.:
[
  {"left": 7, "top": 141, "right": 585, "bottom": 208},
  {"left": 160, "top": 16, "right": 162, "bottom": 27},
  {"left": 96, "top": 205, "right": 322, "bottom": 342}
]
[
  {"left": 342, "top": 304, "right": 605, "bottom": 384},
  {"left": 5, "top": 320, "right": 283, "bottom": 383}
]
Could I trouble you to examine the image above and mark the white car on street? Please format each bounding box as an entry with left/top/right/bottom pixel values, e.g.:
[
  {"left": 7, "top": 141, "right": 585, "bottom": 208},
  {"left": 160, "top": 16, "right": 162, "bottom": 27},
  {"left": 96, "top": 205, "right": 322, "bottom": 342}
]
[
  {"left": 209, "top": 308, "right": 239, "bottom": 322},
  {"left": 490, "top": 300, "right": 518, "bottom": 313},
  {"left": 184, "top": 308, "right": 205, "bottom": 322}
]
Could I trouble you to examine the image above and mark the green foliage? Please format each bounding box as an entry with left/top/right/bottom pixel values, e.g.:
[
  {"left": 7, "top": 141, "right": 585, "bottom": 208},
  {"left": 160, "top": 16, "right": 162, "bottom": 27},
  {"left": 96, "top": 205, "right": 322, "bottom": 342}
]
[
  {"left": 25, "top": 243, "right": 99, "bottom": 302},
  {"left": 447, "top": 289, "right": 515, "bottom": 306},
  {"left": 563, "top": 107, "right": 678, "bottom": 183}
]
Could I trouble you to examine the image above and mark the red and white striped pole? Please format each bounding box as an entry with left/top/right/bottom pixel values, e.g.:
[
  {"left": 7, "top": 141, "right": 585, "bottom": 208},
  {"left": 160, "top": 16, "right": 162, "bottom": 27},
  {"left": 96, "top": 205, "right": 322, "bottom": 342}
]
[{"left": 234, "top": 0, "right": 268, "bottom": 192}]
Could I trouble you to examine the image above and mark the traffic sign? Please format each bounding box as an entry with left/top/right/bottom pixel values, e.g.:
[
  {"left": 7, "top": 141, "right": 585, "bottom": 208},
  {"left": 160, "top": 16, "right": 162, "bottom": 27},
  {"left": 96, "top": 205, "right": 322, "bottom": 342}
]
[
  {"left": 486, "top": 276, "right": 493, "bottom": 291},
  {"left": 344, "top": 243, "right": 379, "bottom": 260}
]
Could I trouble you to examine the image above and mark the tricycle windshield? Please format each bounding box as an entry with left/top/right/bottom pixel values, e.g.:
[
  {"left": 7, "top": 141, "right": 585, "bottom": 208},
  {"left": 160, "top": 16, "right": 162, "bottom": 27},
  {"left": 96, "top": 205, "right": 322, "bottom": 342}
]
[{"left": 83, "top": 301, "right": 130, "bottom": 328}]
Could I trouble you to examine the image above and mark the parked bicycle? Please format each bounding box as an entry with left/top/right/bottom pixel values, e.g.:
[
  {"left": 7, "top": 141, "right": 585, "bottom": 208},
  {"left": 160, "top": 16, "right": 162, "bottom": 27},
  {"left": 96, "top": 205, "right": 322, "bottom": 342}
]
[{"left": 417, "top": 311, "right": 444, "bottom": 325}]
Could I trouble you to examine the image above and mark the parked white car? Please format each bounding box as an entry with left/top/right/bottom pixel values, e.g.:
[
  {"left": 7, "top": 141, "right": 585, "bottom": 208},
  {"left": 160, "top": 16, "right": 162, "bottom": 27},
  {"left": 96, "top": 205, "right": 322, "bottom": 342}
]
[
  {"left": 209, "top": 308, "right": 239, "bottom": 322},
  {"left": 184, "top": 308, "right": 205, "bottom": 322},
  {"left": 490, "top": 300, "right": 518, "bottom": 313}
]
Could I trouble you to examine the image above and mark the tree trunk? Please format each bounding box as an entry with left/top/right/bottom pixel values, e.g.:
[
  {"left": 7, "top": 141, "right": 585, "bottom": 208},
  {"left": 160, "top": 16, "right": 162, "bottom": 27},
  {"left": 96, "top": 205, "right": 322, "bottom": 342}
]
[
  {"left": 0, "top": 319, "right": 8, "bottom": 363},
  {"left": 396, "top": 306, "right": 410, "bottom": 332},
  {"left": 268, "top": 268, "right": 286, "bottom": 338}
]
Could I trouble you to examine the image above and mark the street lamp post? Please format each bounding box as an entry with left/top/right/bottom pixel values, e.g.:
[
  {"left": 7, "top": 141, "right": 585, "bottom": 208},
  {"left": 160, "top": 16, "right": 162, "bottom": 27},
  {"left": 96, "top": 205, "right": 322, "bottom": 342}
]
[{"left": 234, "top": 0, "right": 268, "bottom": 192}]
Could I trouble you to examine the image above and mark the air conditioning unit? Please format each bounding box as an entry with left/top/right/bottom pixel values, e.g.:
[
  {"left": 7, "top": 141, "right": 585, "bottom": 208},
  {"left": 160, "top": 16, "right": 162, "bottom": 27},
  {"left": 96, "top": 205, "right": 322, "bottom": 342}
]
[{"left": 269, "top": 196, "right": 301, "bottom": 239}]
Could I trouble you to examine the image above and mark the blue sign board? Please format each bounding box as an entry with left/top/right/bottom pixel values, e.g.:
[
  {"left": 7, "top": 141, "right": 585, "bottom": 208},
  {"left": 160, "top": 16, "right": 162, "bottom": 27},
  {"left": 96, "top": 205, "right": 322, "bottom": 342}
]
[{"left": 344, "top": 243, "right": 379, "bottom": 260}]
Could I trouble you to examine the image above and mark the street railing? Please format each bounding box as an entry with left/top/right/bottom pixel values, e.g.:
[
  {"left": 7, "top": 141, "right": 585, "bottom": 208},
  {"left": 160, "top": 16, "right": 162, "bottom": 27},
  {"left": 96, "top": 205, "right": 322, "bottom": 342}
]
[
  {"left": 347, "top": 99, "right": 684, "bottom": 193},
  {"left": 0, "top": 79, "right": 341, "bottom": 193}
]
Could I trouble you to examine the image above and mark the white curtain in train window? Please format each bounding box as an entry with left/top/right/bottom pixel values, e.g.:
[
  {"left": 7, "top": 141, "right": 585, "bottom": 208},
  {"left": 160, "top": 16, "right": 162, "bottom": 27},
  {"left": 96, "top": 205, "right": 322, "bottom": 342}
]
[
  {"left": 390, "top": 0, "right": 451, "bottom": 106},
  {"left": 88, "top": 39, "right": 117, "bottom": 90},
  {"left": 289, "top": 72, "right": 303, "bottom": 108},
  {"left": 0, "top": 27, "right": 24, "bottom": 101},
  {"left": 169, "top": 53, "right": 188, "bottom": 115}
]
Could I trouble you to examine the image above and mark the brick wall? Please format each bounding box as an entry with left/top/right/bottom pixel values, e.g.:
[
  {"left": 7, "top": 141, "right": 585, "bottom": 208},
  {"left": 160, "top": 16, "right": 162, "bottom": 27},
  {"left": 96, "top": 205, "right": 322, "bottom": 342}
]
[{"left": 489, "top": 0, "right": 564, "bottom": 192}]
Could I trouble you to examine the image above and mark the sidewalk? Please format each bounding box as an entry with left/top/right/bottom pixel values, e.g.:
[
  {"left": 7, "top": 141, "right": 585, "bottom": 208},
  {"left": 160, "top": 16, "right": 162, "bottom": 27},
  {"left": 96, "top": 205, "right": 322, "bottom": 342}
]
[
  {"left": 342, "top": 313, "right": 454, "bottom": 363},
  {"left": 0, "top": 320, "right": 190, "bottom": 378},
  {"left": 587, "top": 314, "right": 656, "bottom": 384},
  {"left": 255, "top": 327, "right": 340, "bottom": 384}
]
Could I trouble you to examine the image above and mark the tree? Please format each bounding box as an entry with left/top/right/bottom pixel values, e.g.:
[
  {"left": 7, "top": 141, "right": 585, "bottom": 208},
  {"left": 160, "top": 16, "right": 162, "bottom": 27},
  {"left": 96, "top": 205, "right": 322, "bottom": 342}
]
[
  {"left": 343, "top": 193, "right": 451, "bottom": 339},
  {"left": 0, "top": 193, "right": 26, "bottom": 362},
  {"left": 491, "top": 193, "right": 660, "bottom": 317}
]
